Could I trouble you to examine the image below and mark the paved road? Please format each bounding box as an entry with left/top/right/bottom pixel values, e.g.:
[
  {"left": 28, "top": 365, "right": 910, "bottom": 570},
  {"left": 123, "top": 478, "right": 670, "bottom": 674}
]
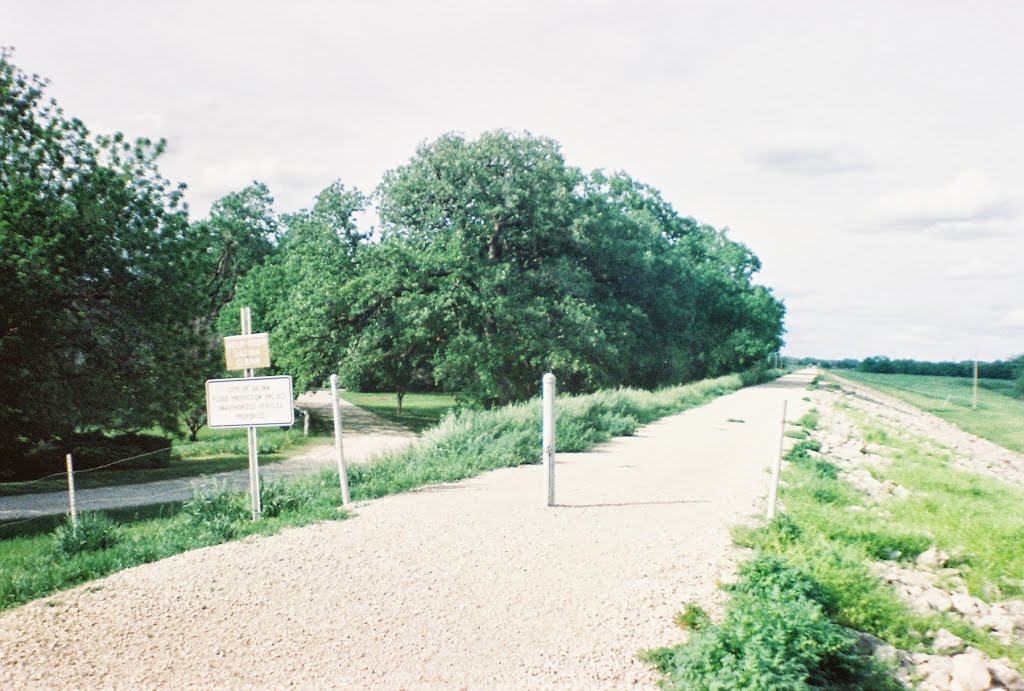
[
  {"left": 0, "top": 393, "right": 415, "bottom": 521},
  {"left": 0, "top": 371, "right": 815, "bottom": 688}
]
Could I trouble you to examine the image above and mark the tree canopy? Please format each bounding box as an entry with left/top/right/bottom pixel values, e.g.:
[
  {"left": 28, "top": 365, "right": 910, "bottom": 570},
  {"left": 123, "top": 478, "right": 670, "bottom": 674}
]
[
  {"left": 0, "top": 49, "right": 203, "bottom": 471},
  {"left": 232, "top": 131, "right": 785, "bottom": 407}
]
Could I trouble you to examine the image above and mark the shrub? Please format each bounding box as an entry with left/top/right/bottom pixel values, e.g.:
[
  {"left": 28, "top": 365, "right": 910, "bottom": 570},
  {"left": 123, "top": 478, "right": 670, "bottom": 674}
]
[
  {"left": 52, "top": 512, "right": 120, "bottom": 558},
  {"left": 181, "top": 487, "right": 249, "bottom": 541},
  {"left": 260, "top": 480, "right": 307, "bottom": 518},
  {"left": 658, "top": 555, "right": 900, "bottom": 690}
]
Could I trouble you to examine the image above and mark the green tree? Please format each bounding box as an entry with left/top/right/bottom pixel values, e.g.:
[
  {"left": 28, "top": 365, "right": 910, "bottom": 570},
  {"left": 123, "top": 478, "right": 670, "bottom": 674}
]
[
  {"left": 0, "top": 50, "right": 202, "bottom": 472},
  {"left": 179, "top": 182, "right": 280, "bottom": 439},
  {"left": 375, "top": 130, "right": 612, "bottom": 404},
  {"left": 225, "top": 181, "right": 369, "bottom": 393}
]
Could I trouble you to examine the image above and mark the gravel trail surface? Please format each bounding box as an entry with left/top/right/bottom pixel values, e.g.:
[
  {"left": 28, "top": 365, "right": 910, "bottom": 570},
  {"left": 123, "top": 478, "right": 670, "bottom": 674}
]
[
  {"left": 0, "top": 393, "right": 415, "bottom": 520},
  {"left": 0, "top": 373, "right": 814, "bottom": 688}
]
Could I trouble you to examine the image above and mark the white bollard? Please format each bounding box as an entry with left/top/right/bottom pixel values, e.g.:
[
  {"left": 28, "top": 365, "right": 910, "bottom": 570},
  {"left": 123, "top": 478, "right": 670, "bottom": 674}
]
[
  {"left": 766, "top": 400, "right": 788, "bottom": 520},
  {"left": 302, "top": 409, "right": 310, "bottom": 437},
  {"left": 65, "top": 453, "right": 78, "bottom": 530},
  {"left": 542, "top": 373, "right": 556, "bottom": 507},
  {"left": 330, "top": 374, "right": 351, "bottom": 506}
]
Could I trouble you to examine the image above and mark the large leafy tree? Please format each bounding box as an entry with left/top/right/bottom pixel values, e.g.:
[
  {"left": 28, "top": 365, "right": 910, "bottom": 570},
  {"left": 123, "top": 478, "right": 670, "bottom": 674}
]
[
  {"left": 225, "top": 181, "right": 370, "bottom": 393},
  {"left": 179, "top": 182, "right": 280, "bottom": 439},
  {"left": 0, "top": 50, "right": 202, "bottom": 472},
  {"left": 374, "top": 131, "right": 611, "bottom": 404},
  {"left": 227, "top": 130, "right": 785, "bottom": 410}
]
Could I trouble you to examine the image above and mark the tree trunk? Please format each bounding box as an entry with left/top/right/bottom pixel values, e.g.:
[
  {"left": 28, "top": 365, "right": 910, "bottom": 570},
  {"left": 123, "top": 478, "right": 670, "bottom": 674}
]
[{"left": 396, "top": 388, "right": 405, "bottom": 416}]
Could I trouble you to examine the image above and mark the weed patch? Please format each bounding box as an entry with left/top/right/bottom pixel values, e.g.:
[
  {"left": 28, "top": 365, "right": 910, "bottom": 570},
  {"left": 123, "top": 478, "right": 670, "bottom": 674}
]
[
  {"left": 648, "top": 555, "right": 900, "bottom": 690},
  {"left": 52, "top": 513, "right": 121, "bottom": 558}
]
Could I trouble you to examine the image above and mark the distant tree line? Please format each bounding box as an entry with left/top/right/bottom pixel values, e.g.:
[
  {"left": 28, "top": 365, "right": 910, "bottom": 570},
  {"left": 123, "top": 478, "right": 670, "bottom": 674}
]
[
  {"left": 790, "top": 356, "right": 1024, "bottom": 380},
  {"left": 1, "top": 51, "right": 784, "bottom": 475}
]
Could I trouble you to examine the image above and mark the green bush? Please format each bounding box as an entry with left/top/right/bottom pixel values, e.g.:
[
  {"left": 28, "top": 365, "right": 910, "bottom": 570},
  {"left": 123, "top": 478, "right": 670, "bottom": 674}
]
[
  {"left": 655, "top": 555, "right": 900, "bottom": 690},
  {"left": 798, "top": 410, "right": 819, "bottom": 430},
  {"left": 52, "top": 512, "right": 120, "bottom": 558},
  {"left": 181, "top": 487, "right": 249, "bottom": 541},
  {"left": 260, "top": 480, "right": 307, "bottom": 518}
]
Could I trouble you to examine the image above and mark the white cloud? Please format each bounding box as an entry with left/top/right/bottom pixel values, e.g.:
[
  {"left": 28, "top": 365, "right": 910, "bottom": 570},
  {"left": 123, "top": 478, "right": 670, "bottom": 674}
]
[
  {"left": 751, "top": 145, "right": 869, "bottom": 176},
  {"left": 750, "top": 133, "right": 870, "bottom": 176},
  {"left": 998, "top": 310, "right": 1024, "bottom": 329},
  {"left": 875, "top": 171, "right": 1019, "bottom": 239},
  {"left": 946, "top": 258, "right": 1022, "bottom": 281}
]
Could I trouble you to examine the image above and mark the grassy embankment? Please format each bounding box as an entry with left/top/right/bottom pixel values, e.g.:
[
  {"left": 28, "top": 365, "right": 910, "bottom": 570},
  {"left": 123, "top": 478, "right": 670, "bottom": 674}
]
[
  {"left": 836, "top": 370, "right": 1024, "bottom": 454},
  {"left": 0, "top": 370, "right": 779, "bottom": 611},
  {"left": 648, "top": 375, "right": 1024, "bottom": 689}
]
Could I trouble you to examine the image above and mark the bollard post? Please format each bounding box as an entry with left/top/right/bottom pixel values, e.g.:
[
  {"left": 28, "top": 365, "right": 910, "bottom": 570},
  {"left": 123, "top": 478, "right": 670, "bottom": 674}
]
[
  {"left": 330, "top": 374, "right": 351, "bottom": 506},
  {"left": 766, "top": 400, "right": 787, "bottom": 520},
  {"left": 302, "top": 409, "right": 310, "bottom": 437},
  {"left": 65, "top": 453, "right": 78, "bottom": 530},
  {"left": 542, "top": 373, "right": 556, "bottom": 507}
]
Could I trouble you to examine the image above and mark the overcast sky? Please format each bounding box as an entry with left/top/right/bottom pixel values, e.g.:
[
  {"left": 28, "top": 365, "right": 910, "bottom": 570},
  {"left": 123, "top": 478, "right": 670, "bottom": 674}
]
[{"left": 3, "top": 0, "right": 1022, "bottom": 361}]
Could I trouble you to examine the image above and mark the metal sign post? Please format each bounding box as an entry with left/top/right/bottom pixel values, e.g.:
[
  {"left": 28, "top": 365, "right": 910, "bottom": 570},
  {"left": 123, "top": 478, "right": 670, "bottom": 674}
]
[{"left": 242, "top": 307, "right": 261, "bottom": 520}]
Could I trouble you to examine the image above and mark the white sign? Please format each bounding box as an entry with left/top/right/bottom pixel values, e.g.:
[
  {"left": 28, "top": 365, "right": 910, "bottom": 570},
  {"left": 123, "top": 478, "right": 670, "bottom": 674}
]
[
  {"left": 223, "top": 333, "right": 271, "bottom": 371},
  {"left": 206, "top": 376, "right": 295, "bottom": 428}
]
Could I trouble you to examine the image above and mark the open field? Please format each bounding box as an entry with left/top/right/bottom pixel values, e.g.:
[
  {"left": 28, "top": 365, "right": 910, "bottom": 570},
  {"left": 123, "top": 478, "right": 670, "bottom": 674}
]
[
  {"left": 835, "top": 371, "right": 1024, "bottom": 454},
  {"left": 339, "top": 391, "right": 459, "bottom": 433}
]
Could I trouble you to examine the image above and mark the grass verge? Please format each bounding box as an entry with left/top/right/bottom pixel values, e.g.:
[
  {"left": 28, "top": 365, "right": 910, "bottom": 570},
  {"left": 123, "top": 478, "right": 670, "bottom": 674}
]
[
  {"left": 0, "top": 369, "right": 782, "bottom": 611},
  {"left": 648, "top": 399, "right": 1024, "bottom": 688}
]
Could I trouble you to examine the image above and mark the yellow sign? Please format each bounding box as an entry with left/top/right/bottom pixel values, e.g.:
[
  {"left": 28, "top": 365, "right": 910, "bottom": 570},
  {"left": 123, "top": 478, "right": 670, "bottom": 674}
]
[{"left": 223, "top": 333, "right": 271, "bottom": 371}]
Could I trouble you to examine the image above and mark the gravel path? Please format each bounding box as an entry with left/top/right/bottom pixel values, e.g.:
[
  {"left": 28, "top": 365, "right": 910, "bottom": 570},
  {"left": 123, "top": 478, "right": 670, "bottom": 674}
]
[
  {"left": 0, "top": 393, "right": 415, "bottom": 520},
  {"left": 0, "top": 373, "right": 814, "bottom": 688}
]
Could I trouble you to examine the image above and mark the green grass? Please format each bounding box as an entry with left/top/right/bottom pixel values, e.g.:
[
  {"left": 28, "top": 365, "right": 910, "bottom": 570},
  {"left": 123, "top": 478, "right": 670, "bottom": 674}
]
[
  {"left": 837, "top": 371, "right": 1024, "bottom": 454},
  {"left": 652, "top": 398, "right": 1024, "bottom": 688},
  {"left": 0, "top": 370, "right": 782, "bottom": 611},
  {"left": 739, "top": 406, "right": 1024, "bottom": 669},
  {"left": 845, "top": 413, "right": 1024, "bottom": 602},
  {"left": 0, "top": 427, "right": 320, "bottom": 497},
  {"left": 0, "top": 476, "right": 347, "bottom": 611},
  {"left": 339, "top": 391, "right": 459, "bottom": 433}
]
